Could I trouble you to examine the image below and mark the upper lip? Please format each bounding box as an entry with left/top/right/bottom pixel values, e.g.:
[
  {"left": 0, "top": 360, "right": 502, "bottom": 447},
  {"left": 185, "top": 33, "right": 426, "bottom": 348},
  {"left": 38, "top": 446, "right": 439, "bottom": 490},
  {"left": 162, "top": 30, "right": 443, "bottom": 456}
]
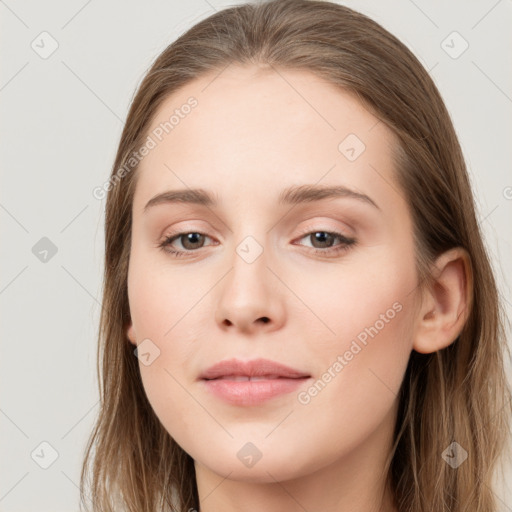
[{"left": 199, "top": 358, "right": 310, "bottom": 380}]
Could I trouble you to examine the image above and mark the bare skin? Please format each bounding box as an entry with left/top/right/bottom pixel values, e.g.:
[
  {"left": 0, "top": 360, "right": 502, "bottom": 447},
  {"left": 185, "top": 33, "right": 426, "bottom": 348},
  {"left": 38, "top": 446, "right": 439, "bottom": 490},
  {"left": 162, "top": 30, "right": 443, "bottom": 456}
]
[{"left": 125, "top": 65, "right": 470, "bottom": 512}]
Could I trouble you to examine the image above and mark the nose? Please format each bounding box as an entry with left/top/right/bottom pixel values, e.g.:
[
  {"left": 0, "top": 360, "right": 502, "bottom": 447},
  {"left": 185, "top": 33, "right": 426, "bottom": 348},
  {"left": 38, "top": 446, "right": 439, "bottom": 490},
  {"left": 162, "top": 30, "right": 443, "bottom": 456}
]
[{"left": 214, "top": 241, "right": 285, "bottom": 334}]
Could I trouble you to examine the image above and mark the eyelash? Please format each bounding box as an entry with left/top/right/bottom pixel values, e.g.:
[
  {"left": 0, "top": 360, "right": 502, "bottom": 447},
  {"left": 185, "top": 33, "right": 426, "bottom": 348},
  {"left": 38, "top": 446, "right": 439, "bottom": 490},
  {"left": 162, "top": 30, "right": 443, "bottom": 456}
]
[{"left": 158, "top": 228, "right": 357, "bottom": 259}]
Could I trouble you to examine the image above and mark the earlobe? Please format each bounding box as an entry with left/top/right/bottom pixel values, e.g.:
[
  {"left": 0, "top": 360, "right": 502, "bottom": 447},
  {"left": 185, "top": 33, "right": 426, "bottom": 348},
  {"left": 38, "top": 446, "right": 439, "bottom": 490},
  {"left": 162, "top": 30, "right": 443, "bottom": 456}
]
[
  {"left": 126, "top": 321, "right": 137, "bottom": 346},
  {"left": 412, "top": 247, "right": 472, "bottom": 354}
]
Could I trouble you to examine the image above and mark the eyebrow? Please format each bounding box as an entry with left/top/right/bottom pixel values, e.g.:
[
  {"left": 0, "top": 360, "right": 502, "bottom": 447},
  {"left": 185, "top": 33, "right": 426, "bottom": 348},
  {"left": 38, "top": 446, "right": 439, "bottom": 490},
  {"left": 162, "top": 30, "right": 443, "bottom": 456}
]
[{"left": 143, "top": 184, "right": 380, "bottom": 213}]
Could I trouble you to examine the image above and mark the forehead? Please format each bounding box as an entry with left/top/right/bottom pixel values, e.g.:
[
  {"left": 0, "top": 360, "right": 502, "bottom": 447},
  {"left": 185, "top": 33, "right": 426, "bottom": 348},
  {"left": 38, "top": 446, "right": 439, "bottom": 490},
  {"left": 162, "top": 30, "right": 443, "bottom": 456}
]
[{"left": 132, "top": 65, "right": 401, "bottom": 214}]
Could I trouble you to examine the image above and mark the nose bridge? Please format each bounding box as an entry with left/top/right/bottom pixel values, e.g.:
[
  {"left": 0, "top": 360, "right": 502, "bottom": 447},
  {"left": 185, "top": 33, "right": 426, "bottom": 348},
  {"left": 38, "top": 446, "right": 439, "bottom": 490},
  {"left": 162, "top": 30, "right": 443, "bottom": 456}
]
[
  {"left": 226, "top": 231, "right": 271, "bottom": 301},
  {"left": 228, "top": 213, "right": 273, "bottom": 276}
]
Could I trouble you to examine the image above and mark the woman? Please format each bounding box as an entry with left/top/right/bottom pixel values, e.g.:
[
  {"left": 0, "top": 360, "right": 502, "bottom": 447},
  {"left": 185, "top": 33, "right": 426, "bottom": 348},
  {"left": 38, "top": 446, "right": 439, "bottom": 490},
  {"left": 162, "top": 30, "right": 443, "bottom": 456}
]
[{"left": 80, "top": 0, "right": 512, "bottom": 510}]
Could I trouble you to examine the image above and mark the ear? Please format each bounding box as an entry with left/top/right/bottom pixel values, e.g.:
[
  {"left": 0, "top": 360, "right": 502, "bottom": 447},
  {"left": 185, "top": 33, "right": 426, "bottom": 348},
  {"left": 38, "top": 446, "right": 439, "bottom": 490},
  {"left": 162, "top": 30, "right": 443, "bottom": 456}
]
[
  {"left": 126, "top": 320, "right": 137, "bottom": 346},
  {"left": 413, "top": 247, "right": 472, "bottom": 354}
]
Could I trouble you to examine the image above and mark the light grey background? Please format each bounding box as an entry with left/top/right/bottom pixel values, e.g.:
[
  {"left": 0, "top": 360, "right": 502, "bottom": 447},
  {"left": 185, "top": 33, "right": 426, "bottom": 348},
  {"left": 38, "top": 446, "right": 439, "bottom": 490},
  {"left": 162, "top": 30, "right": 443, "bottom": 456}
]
[{"left": 1, "top": 1, "right": 511, "bottom": 510}]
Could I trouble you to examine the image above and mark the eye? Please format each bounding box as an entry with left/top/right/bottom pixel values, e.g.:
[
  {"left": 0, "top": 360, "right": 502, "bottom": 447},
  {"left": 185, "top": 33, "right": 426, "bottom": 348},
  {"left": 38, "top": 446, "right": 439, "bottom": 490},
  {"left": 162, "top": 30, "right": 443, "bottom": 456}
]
[
  {"left": 294, "top": 229, "right": 357, "bottom": 257},
  {"left": 158, "top": 232, "right": 215, "bottom": 258}
]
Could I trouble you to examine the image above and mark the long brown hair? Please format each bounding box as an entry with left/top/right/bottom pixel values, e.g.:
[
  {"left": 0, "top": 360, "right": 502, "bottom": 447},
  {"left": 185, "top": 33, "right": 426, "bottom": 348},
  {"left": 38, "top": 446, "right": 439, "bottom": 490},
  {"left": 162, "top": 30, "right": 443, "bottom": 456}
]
[{"left": 80, "top": 1, "right": 512, "bottom": 510}]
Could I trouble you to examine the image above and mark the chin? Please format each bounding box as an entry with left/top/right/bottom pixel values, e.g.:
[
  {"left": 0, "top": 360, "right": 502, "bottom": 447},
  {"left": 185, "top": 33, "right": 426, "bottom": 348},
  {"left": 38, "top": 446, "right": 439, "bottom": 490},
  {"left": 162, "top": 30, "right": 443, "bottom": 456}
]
[{"left": 194, "top": 446, "right": 315, "bottom": 483}]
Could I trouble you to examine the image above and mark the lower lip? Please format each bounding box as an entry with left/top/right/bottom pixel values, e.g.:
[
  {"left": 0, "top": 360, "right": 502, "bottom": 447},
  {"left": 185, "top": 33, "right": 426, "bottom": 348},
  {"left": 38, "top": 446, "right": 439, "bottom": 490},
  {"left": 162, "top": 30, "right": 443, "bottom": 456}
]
[{"left": 201, "top": 377, "right": 310, "bottom": 406}]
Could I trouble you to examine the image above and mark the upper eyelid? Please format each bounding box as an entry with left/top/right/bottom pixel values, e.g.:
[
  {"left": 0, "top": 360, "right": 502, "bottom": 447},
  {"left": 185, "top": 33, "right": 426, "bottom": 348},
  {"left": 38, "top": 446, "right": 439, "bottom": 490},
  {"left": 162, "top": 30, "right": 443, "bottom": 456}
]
[{"left": 161, "top": 216, "right": 355, "bottom": 238}]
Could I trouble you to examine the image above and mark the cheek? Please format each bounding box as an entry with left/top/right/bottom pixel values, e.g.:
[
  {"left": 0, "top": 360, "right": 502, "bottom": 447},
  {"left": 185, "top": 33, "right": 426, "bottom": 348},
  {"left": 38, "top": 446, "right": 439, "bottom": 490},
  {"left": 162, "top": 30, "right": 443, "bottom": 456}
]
[
  {"left": 312, "top": 296, "right": 413, "bottom": 404},
  {"left": 127, "top": 254, "right": 206, "bottom": 341},
  {"left": 127, "top": 278, "right": 199, "bottom": 442},
  {"left": 290, "top": 284, "right": 414, "bottom": 472},
  {"left": 126, "top": 258, "right": 211, "bottom": 432},
  {"left": 292, "top": 248, "right": 416, "bottom": 414},
  {"left": 291, "top": 245, "right": 416, "bottom": 350}
]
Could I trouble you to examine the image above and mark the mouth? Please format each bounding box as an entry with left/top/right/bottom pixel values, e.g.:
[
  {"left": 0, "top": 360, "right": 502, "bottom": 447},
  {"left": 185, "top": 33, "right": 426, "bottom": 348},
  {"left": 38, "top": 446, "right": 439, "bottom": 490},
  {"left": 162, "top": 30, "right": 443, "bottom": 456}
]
[{"left": 199, "top": 359, "right": 311, "bottom": 406}]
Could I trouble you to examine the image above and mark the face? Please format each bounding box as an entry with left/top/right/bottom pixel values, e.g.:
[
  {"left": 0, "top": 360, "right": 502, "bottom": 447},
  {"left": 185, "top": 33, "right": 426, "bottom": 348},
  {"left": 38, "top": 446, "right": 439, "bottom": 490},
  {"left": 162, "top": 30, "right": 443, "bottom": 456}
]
[{"left": 126, "top": 65, "right": 419, "bottom": 483}]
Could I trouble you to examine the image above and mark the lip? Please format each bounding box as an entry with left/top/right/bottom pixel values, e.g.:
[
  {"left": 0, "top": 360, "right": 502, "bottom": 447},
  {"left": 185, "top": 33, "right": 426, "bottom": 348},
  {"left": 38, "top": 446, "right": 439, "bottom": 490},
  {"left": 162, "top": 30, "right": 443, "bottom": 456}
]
[
  {"left": 199, "top": 358, "right": 311, "bottom": 406},
  {"left": 199, "top": 357, "right": 310, "bottom": 380}
]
